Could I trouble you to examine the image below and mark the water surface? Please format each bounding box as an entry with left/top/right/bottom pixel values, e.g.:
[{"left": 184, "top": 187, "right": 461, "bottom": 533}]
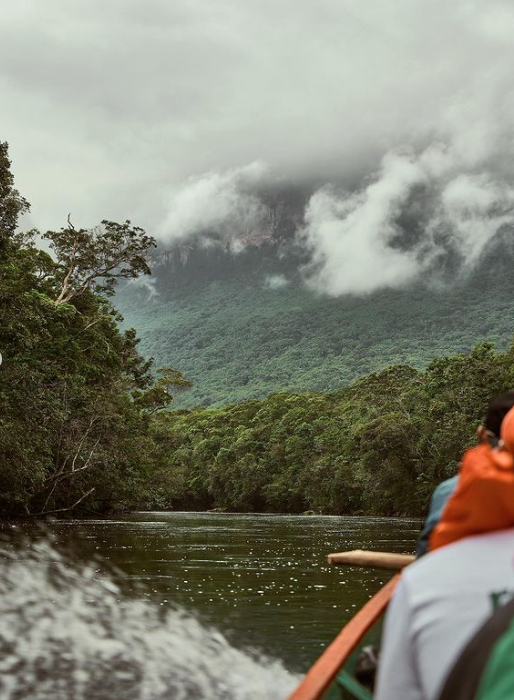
[{"left": 24, "top": 512, "right": 421, "bottom": 673}]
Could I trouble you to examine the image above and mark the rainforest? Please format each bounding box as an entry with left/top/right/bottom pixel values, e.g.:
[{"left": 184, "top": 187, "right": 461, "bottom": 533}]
[{"left": 2, "top": 140, "right": 514, "bottom": 518}]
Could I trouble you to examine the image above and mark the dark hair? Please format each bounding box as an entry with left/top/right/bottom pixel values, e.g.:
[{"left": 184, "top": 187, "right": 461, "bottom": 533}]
[{"left": 484, "top": 390, "right": 514, "bottom": 437}]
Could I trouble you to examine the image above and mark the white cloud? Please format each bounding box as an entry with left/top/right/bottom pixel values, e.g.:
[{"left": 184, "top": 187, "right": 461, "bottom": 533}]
[
  {"left": 302, "top": 141, "right": 514, "bottom": 295},
  {"left": 157, "top": 162, "right": 269, "bottom": 245},
  {"left": 127, "top": 276, "right": 159, "bottom": 300},
  {"left": 439, "top": 173, "right": 514, "bottom": 269},
  {"left": 301, "top": 154, "right": 427, "bottom": 295},
  {"left": 264, "top": 274, "right": 289, "bottom": 290},
  {"left": 1, "top": 0, "right": 514, "bottom": 295}
]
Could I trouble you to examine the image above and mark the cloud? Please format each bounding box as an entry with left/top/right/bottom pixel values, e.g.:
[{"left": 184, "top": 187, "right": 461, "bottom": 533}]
[
  {"left": 264, "top": 274, "right": 289, "bottom": 290},
  {"left": 127, "top": 275, "right": 159, "bottom": 300},
  {"left": 1, "top": 0, "right": 514, "bottom": 295},
  {"left": 301, "top": 155, "right": 426, "bottom": 295},
  {"left": 301, "top": 140, "right": 514, "bottom": 295},
  {"left": 157, "top": 162, "right": 270, "bottom": 246}
]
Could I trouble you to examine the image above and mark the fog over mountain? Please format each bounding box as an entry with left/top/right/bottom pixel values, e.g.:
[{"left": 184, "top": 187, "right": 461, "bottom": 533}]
[{"left": 3, "top": 0, "right": 514, "bottom": 294}]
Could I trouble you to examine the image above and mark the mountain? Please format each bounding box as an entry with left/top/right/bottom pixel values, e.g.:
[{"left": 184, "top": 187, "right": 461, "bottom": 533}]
[{"left": 115, "top": 230, "right": 514, "bottom": 408}]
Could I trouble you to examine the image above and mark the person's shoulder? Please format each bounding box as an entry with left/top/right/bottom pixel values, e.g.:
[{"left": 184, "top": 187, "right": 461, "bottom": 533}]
[
  {"left": 406, "top": 527, "right": 514, "bottom": 587},
  {"left": 432, "top": 475, "right": 458, "bottom": 502},
  {"left": 460, "top": 442, "right": 495, "bottom": 470}
]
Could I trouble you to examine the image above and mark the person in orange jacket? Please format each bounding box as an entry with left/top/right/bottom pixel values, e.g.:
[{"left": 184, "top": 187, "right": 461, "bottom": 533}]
[
  {"left": 430, "top": 402, "right": 514, "bottom": 552},
  {"left": 416, "top": 390, "right": 514, "bottom": 557}
]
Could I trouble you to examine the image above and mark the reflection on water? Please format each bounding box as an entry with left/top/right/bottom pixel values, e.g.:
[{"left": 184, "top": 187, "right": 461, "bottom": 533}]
[{"left": 2, "top": 513, "right": 421, "bottom": 674}]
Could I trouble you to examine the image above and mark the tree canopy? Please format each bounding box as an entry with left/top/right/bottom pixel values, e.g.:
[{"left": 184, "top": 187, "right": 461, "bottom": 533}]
[
  {"left": 143, "top": 342, "right": 514, "bottom": 516},
  {"left": 0, "top": 142, "right": 188, "bottom": 516},
  {"left": 44, "top": 218, "right": 156, "bottom": 305}
]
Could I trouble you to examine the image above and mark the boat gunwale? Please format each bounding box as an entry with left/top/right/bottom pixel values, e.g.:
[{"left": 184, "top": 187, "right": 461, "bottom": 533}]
[{"left": 285, "top": 573, "right": 400, "bottom": 700}]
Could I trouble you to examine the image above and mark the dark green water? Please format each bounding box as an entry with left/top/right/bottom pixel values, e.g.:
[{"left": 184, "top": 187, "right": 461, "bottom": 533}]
[{"left": 34, "top": 512, "right": 420, "bottom": 673}]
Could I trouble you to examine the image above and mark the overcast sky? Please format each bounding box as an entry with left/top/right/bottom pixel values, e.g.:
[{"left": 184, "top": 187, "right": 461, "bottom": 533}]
[{"left": 2, "top": 0, "right": 514, "bottom": 292}]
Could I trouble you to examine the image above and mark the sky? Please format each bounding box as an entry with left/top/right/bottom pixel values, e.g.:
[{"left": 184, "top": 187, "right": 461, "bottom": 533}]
[{"left": 2, "top": 0, "right": 514, "bottom": 294}]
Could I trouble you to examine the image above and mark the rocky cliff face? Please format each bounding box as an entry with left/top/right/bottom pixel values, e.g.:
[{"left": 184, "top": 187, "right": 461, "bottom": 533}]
[{"left": 151, "top": 192, "right": 307, "bottom": 272}]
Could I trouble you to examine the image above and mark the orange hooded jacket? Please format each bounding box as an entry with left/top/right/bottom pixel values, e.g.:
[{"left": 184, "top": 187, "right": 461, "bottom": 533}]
[{"left": 429, "top": 406, "right": 514, "bottom": 552}]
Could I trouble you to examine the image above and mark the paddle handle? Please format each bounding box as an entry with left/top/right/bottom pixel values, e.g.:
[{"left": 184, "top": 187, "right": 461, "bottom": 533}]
[{"left": 327, "top": 549, "right": 415, "bottom": 570}]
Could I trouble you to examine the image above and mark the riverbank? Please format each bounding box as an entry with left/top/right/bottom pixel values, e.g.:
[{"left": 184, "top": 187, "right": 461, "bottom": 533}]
[
  {"left": 143, "top": 344, "right": 508, "bottom": 520},
  {"left": 0, "top": 508, "right": 425, "bottom": 523}
]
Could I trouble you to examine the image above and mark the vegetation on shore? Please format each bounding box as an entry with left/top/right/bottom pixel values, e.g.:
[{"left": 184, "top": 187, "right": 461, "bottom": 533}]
[
  {"left": 2, "top": 140, "right": 513, "bottom": 518},
  {"left": 146, "top": 341, "right": 514, "bottom": 516},
  {"left": 0, "top": 142, "right": 189, "bottom": 516}
]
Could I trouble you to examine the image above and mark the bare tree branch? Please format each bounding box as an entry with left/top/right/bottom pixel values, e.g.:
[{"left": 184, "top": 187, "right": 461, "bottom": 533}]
[{"left": 34, "top": 487, "right": 96, "bottom": 516}]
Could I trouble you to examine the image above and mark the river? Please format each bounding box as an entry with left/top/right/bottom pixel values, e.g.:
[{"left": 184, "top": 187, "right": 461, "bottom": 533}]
[{"left": 0, "top": 512, "right": 421, "bottom": 699}]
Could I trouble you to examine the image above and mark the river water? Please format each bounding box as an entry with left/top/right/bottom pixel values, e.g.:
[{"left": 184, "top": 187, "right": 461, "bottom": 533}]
[{"left": 0, "top": 513, "right": 421, "bottom": 699}]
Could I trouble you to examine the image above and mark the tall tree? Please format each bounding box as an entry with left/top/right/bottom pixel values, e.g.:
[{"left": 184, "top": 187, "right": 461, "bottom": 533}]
[
  {"left": 0, "top": 140, "right": 190, "bottom": 517},
  {"left": 0, "top": 141, "right": 29, "bottom": 251},
  {"left": 43, "top": 218, "right": 156, "bottom": 305}
]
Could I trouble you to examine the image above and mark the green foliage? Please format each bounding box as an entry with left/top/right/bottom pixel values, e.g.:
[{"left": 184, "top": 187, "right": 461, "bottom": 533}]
[
  {"left": 144, "top": 343, "right": 514, "bottom": 517},
  {"left": 133, "top": 367, "right": 193, "bottom": 414},
  {"left": 116, "top": 243, "right": 514, "bottom": 408},
  {"left": 0, "top": 140, "right": 29, "bottom": 252},
  {"left": 44, "top": 218, "right": 156, "bottom": 305},
  {"left": 3, "top": 140, "right": 514, "bottom": 520},
  {"left": 0, "top": 142, "right": 186, "bottom": 517}
]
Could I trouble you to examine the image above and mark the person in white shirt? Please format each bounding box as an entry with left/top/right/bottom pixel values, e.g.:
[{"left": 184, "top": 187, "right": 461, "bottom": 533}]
[
  {"left": 376, "top": 399, "right": 514, "bottom": 700},
  {"left": 374, "top": 528, "right": 514, "bottom": 700}
]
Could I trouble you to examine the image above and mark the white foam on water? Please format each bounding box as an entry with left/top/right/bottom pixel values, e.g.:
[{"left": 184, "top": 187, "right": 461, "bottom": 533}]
[{"left": 0, "top": 540, "right": 299, "bottom": 700}]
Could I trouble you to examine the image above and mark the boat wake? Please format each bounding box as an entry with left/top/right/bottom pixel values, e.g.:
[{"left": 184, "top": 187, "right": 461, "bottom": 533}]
[{"left": 0, "top": 538, "right": 299, "bottom": 700}]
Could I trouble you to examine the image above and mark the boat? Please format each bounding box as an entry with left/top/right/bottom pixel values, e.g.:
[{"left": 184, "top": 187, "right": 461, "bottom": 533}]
[{"left": 286, "top": 550, "right": 415, "bottom": 700}]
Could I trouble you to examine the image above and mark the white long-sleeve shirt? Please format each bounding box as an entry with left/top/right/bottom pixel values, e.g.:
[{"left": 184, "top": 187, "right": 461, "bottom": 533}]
[{"left": 375, "top": 528, "right": 514, "bottom": 700}]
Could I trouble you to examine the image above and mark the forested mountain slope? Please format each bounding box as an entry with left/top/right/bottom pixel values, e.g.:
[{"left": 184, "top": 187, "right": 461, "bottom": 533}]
[{"left": 116, "top": 241, "right": 514, "bottom": 408}]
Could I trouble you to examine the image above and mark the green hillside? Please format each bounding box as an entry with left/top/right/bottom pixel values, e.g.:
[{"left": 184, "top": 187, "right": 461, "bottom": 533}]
[{"left": 116, "top": 244, "right": 514, "bottom": 408}]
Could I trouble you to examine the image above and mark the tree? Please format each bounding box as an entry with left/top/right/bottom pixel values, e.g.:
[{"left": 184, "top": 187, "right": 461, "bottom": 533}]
[
  {"left": 43, "top": 218, "right": 156, "bottom": 305},
  {"left": 133, "top": 367, "right": 192, "bottom": 414},
  {"left": 0, "top": 139, "right": 189, "bottom": 517},
  {"left": 0, "top": 141, "right": 29, "bottom": 250}
]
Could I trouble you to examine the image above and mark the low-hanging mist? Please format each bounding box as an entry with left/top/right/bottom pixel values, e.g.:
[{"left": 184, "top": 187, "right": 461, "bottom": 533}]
[
  {"left": 301, "top": 144, "right": 514, "bottom": 295},
  {"left": 144, "top": 5, "right": 514, "bottom": 297},
  {"left": 155, "top": 136, "right": 514, "bottom": 296}
]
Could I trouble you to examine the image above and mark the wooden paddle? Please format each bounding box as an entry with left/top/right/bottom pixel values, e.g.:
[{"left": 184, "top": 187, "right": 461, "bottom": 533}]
[{"left": 327, "top": 549, "right": 415, "bottom": 570}]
